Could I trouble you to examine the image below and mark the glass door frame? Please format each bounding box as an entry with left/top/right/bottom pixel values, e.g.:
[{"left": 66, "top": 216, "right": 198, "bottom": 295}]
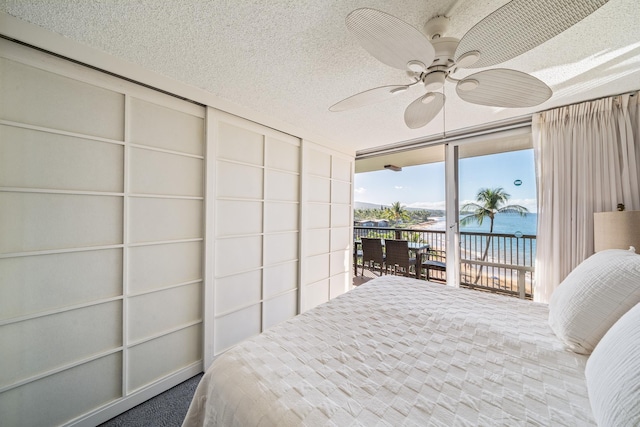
[{"left": 443, "top": 125, "right": 533, "bottom": 288}]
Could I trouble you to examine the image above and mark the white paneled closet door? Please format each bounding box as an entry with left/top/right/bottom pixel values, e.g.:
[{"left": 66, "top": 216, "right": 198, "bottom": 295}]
[
  {"left": 209, "top": 109, "right": 301, "bottom": 358},
  {"left": 300, "top": 140, "right": 354, "bottom": 312},
  {"left": 0, "top": 40, "right": 205, "bottom": 426}
]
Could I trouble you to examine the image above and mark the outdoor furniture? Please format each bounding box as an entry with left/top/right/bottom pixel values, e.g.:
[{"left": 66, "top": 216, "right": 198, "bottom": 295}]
[
  {"left": 384, "top": 239, "right": 417, "bottom": 277},
  {"left": 353, "top": 242, "right": 363, "bottom": 273},
  {"left": 421, "top": 249, "right": 446, "bottom": 281},
  {"left": 360, "top": 237, "right": 385, "bottom": 276}
]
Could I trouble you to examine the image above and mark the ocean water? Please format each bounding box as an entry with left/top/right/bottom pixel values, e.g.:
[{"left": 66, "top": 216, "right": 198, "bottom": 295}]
[
  {"left": 425, "top": 213, "right": 538, "bottom": 236},
  {"left": 424, "top": 213, "right": 538, "bottom": 263}
]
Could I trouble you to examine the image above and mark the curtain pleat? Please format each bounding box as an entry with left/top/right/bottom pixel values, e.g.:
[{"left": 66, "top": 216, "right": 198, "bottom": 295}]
[{"left": 532, "top": 92, "right": 640, "bottom": 303}]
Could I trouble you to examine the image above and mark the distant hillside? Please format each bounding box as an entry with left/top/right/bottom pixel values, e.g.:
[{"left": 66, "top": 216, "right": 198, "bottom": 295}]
[{"left": 354, "top": 201, "right": 444, "bottom": 216}]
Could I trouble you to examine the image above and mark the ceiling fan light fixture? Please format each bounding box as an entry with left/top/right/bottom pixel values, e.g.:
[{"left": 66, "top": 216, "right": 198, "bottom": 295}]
[
  {"left": 456, "top": 51, "right": 481, "bottom": 68},
  {"left": 421, "top": 93, "right": 436, "bottom": 104},
  {"left": 407, "top": 60, "right": 426, "bottom": 73},
  {"left": 458, "top": 78, "right": 479, "bottom": 91},
  {"left": 423, "top": 70, "right": 446, "bottom": 91}
]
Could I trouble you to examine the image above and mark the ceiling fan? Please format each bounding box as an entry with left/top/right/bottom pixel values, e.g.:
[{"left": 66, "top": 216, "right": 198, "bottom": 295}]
[{"left": 329, "top": 0, "right": 610, "bottom": 129}]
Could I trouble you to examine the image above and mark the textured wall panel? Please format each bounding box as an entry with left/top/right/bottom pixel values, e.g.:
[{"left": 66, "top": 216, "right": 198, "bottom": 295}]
[
  {"left": 0, "top": 125, "right": 124, "bottom": 192},
  {"left": 129, "top": 97, "right": 204, "bottom": 155},
  {"left": 0, "top": 57, "right": 124, "bottom": 140},
  {"left": 0, "top": 249, "right": 122, "bottom": 320},
  {"left": 128, "top": 242, "right": 202, "bottom": 294},
  {"left": 0, "top": 192, "right": 123, "bottom": 254}
]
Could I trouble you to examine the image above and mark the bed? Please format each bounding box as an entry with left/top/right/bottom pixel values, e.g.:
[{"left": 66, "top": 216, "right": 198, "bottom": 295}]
[{"left": 183, "top": 249, "right": 640, "bottom": 426}]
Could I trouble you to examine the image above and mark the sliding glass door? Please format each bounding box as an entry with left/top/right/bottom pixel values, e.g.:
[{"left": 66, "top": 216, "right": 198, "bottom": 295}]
[{"left": 445, "top": 128, "right": 537, "bottom": 298}]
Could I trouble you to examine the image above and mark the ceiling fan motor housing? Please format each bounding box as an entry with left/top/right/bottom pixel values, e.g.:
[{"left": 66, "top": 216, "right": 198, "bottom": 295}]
[{"left": 423, "top": 15, "right": 449, "bottom": 39}]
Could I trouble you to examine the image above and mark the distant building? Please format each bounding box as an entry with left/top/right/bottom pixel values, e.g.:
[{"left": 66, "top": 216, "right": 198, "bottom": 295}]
[{"left": 355, "top": 219, "right": 389, "bottom": 228}]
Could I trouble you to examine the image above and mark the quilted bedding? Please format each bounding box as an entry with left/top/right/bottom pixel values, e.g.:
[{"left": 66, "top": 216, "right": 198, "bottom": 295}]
[{"left": 183, "top": 276, "right": 595, "bottom": 426}]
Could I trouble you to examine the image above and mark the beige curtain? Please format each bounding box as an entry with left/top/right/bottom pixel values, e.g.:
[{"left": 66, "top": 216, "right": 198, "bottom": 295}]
[{"left": 532, "top": 92, "right": 640, "bottom": 303}]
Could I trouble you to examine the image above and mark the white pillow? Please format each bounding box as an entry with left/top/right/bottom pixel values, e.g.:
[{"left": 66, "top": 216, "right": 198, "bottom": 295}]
[
  {"left": 585, "top": 302, "right": 640, "bottom": 426},
  {"left": 548, "top": 249, "right": 640, "bottom": 354}
]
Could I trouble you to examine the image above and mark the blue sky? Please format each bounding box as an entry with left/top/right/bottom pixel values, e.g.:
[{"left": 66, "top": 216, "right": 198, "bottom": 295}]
[{"left": 354, "top": 149, "right": 538, "bottom": 213}]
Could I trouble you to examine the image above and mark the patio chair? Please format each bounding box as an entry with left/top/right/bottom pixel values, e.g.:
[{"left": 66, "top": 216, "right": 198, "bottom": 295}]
[
  {"left": 420, "top": 249, "right": 446, "bottom": 281},
  {"left": 384, "top": 239, "right": 417, "bottom": 277},
  {"left": 360, "top": 237, "right": 385, "bottom": 276}
]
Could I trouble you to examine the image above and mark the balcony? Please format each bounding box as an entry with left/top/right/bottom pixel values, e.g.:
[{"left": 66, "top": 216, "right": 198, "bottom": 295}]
[{"left": 354, "top": 226, "right": 535, "bottom": 299}]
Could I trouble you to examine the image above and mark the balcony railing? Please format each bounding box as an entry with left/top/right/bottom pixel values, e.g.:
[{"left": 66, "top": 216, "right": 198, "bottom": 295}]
[{"left": 354, "top": 226, "right": 536, "bottom": 299}]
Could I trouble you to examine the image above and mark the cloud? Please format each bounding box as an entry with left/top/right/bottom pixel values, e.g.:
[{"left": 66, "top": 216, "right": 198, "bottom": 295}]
[
  {"left": 354, "top": 187, "right": 366, "bottom": 194},
  {"left": 508, "top": 198, "right": 538, "bottom": 213},
  {"left": 394, "top": 186, "right": 404, "bottom": 190}
]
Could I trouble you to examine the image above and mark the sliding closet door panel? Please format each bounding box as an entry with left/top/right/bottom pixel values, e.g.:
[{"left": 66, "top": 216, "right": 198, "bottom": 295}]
[
  {"left": 127, "top": 325, "right": 202, "bottom": 393},
  {"left": 0, "top": 302, "right": 122, "bottom": 387},
  {"left": 214, "top": 271, "right": 263, "bottom": 313},
  {"left": 128, "top": 283, "right": 202, "bottom": 343},
  {"left": 264, "top": 202, "right": 299, "bottom": 232},
  {"left": 330, "top": 275, "right": 350, "bottom": 299},
  {"left": 331, "top": 180, "right": 352, "bottom": 204},
  {"left": 128, "top": 242, "right": 202, "bottom": 294},
  {"left": 332, "top": 157, "right": 352, "bottom": 182},
  {"left": 0, "top": 57, "right": 124, "bottom": 140},
  {"left": 211, "top": 110, "right": 300, "bottom": 355},
  {"left": 1, "top": 40, "right": 205, "bottom": 426},
  {"left": 306, "top": 150, "right": 331, "bottom": 177},
  {"left": 300, "top": 141, "right": 354, "bottom": 312},
  {"left": 305, "top": 229, "right": 331, "bottom": 255},
  {"left": 0, "top": 125, "right": 124, "bottom": 192},
  {"left": 303, "top": 280, "right": 330, "bottom": 312},
  {"left": 125, "top": 94, "right": 205, "bottom": 397},
  {"left": 129, "top": 148, "right": 203, "bottom": 197},
  {"left": 305, "top": 253, "right": 330, "bottom": 284},
  {"left": 215, "top": 200, "right": 263, "bottom": 237},
  {"left": 0, "top": 354, "right": 122, "bottom": 427},
  {"left": 330, "top": 251, "right": 350, "bottom": 276},
  {"left": 305, "top": 203, "right": 331, "bottom": 229},
  {"left": 128, "top": 198, "right": 202, "bottom": 243},
  {"left": 214, "top": 304, "right": 261, "bottom": 353},
  {"left": 216, "top": 161, "right": 263, "bottom": 199},
  {"left": 264, "top": 292, "right": 297, "bottom": 330},
  {"left": 0, "top": 192, "right": 123, "bottom": 254},
  {"left": 330, "top": 228, "right": 351, "bottom": 252},
  {"left": 307, "top": 176, "right": 331, "bottom": 202},
  {"left": 129, "top": 98, "right": 204, "bottom": 155},
  {"left": 264, "top": 232, "right": 298, "bottom": 265},
  {"left": 0, "top": 249, "right": 122, "bottom": 320},
  {"left": 215, "top": 235, "right": 263, "bottom": 277},
  {"left": 217, "top": 122, "right": 264, "bottom": 165},
  {"left": 265, "top": 170, "right": 299, "bottom": 201},
  {"left": 331, "top": 204, "right": 351, "bottom": 227},
  {"left": 263, "top": 262, "right": 298, "bottom": 298},
  {"left": 266, "top": 137, "right": 300, "bottom": 172}
]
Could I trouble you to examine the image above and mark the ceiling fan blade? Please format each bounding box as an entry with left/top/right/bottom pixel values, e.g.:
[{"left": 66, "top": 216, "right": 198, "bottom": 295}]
[
  {"left": 404, "top": 93, "right": 445, "bottom": 129},
  {"left": 456, "top": 69, "right": 552, "bottom": 108},
  {"left": 346, "top": 8, "right": 435, "bottom": 71},
  {"left": 329, "top": 84, "right": 410, "bottom": 112},
  {"left": 455, "top": 0, "right": 609, "bottom": 68}
]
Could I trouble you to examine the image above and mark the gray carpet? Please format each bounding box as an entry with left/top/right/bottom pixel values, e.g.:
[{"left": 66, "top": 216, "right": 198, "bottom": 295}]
[{"left": 99, "top": 373, "right": 203, "bottom": 427}]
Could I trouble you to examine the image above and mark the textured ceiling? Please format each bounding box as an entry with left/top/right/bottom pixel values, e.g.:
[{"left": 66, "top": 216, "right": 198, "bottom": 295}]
[{"left": 2, "top": 0, "right": 639, "bottom": 154}]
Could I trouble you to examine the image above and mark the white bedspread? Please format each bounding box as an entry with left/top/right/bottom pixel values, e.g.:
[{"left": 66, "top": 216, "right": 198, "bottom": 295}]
[{"left": 183, "top": 276, "right": 595, "bottom": 426}]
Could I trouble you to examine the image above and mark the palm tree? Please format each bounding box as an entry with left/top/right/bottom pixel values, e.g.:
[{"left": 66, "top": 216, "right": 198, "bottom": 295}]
[
  {"left": 384, "top": 201, "right": 410, "bottom": 226},
  {"left": 383, "top": 201, "right": 411, "bottom": 239},
  {"left": 460, "top": 188, "right": 528, "bottom": 284}
]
